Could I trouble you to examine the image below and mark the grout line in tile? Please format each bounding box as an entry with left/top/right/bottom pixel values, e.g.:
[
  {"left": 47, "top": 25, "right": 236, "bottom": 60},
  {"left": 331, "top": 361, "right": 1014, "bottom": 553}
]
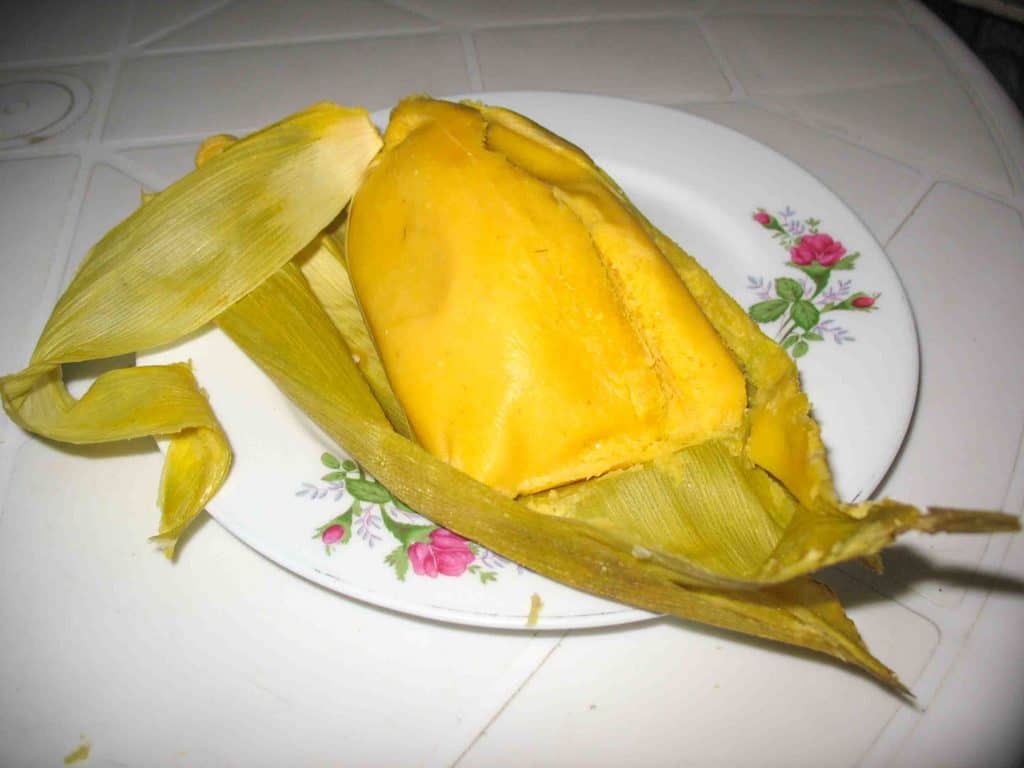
[
  {"left": 441, "top": 11, "right": 701, "bottom": 34},
  {"left": 0, "top": 429, "right": 30, "bottom": 531},
  {"left": 905, "top": 0, "right": 1024, "bottom": 194},
  {"left": 132, "top": 26, "right": 445, "bottom": 59},
  {"left": 950, "top": 70, "right": 1023, "bottom": 197},
  {"left": 1, "top": 11, "right": 133, "bottom": 356},
  {"left": 0, "top": 142, "right": 89, "bottom": 162},
  {"left": 876, "top": 172, "right": 935, "bottom": 247},
  {"left": 89, "top": 20, "right": 131, "bottom": 145},
  {"left": 126, "top": 0, "right": 235, "bottom": 51},
  {"left": 102, "top": 129, "right": 266, "bottom": 151},
  {"left": 737, "top": 91, "right": 1016, "bottom": 205},
  {"left": 918, "top": 177, "right": 1024, "bottom": 222},
  {"left": 693, "top": 18, "right": 746, "bottom": 101},
  {"left": 905, "top": 21, "right": 1019, "bottom": 197},
  {"left": 54, "top": 158, "right": 104, "bottom": 292},
  {"left": 858, "top": 634, "right": 958, "bottom": 767},
  {"left": 725, "top": 73, "right": 937, "bottom": 101},
  {"left": 859, "top": 436, "right": 1024, "bottom": 768},
  {"left": 459, "top": 32, "right": 484, "bottom": 92},
  {"left": 10, "top": 150, "right": 91, "bottom": 383},
  {"left": 701, "top": 8, "right": 910, "bottom": 22},
  {"left": 666, "top": 97, "right": 745, "bottom": 111},
  {"left": 1002, "top": 434, "right": 1024, "bottom": 520},
  {"left": 0, "top": 54, "right": 110, "bottom": 70},
  {"left": 104, "top": 152, "right": 169, "bottom": 193},
  {"left": 681, "top": 95, "right": 1021, "bottom": 227},
  {"left": 379, "top": 0, "right": 446, "bottom": 26},
  {"left": 882, "top": 177, "right": 937, "bottom": 250},
  {"left": 861, "top": 528, "right": 1019, "bottom": 768},
  {"left": 738, "top": 96, "right": 925, "bottom": 175},
  {"left": 0, "top": 158, "right": 85, "bottom": 521},
  {"left": 448, "top": 632, "right": 567, "bottom": 767},
  {"left": 51, "top": 10, "right": 133, "bottom": 291},
  {"left": 100, "top": 134, "right": 217, "bottom": 152}
]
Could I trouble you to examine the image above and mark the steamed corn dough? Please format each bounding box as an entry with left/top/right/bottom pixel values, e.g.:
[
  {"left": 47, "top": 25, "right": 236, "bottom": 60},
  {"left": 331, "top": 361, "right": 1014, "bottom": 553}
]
[
  {"left": 1, "top": 96, "right": 1017, "bottom": 690},
  {"left": 347, "top": 98, "right": 746, "bottom": 496}
]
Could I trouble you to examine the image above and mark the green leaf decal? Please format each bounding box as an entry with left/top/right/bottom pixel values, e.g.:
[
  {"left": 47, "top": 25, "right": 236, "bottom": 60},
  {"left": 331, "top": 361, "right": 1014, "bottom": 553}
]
[
  {"left": 346, "top": 477, "right": 393, "bottom": 504},
  {"left": 833, "top": 252, "right": 860, "bottom": 270},
  {"left": 789, "top": 263, "right": 830, "bottom": 297},
  {"left": 793, "top": 340, "right": 810, "bottom": 358},
  {"left": 749, "top": 299, "right": 789, "bottom": 324},
  {"left": 321, "top": 470, "right": 347, "bottom": 482},
  {"left": 791, "top": 300, "right": 820, "bottom": 331},
  {"left": 321, "top": 452, "right": 341, "bottom": 469},
  {"left": 774, "top": 277, "right": 803, "bottom": 302},
  {"left": 385, "top": 545, "right": 410, "bottom": 581}
]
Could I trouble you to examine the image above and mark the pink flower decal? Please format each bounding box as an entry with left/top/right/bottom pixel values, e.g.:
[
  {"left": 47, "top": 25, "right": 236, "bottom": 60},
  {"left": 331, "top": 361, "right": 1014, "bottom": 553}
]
[
  {"left": 321, "top": 524, "right": 344, "bottom": 545},
  {"left": 790, "top": 233, "right": 846, "bottom": 267},
  {"left": 748, "top": 205, "right": 880, "bottom": 359},
  {"left": 409, "top": 529, "right": 476, "bottom": 578}
]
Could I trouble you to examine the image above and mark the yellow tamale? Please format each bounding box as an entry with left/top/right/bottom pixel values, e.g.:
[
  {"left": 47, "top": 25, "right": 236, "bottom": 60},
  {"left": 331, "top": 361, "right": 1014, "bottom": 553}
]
[{"left": 347, "top": 98, "right": 746, "bottom": 496}]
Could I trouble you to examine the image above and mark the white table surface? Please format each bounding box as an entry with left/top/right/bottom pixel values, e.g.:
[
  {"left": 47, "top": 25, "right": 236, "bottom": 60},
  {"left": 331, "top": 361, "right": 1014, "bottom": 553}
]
[{"left": 2, "top": 2, "right": 1023, "bottom": 766}]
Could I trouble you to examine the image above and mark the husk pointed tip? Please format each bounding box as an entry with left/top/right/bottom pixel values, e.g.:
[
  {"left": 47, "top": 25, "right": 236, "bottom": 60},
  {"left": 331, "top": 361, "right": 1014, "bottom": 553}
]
[
  {"left": 880, "top": 669, "right": 914, "bottom": 700},
  {"left": 148, "top": 532, "right": 177, "bottom": 561},
  {"left": 921, "top": 507, "right": 1020, "bottom": 534}
]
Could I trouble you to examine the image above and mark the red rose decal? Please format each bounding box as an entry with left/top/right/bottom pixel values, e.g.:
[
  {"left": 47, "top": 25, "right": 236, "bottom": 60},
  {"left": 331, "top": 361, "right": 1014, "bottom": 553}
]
[
  {"left": 321, "top": 524, "right": 344, "bottom": 545},
  {"left": 409, "top": 528, "right": 476, "bottom": 578},
  {"left": 790, "top": 233, "right": 846, "bottom": 267},
  {"left": 749, "top": 206, "right": 880, "bottom": 359}
]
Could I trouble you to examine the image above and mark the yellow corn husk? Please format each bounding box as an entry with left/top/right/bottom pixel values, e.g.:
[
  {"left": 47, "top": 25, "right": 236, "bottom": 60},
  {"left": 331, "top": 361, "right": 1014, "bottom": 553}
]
[
  {"left": 0, "top": 102, "right": 382, "bottom": 554},
  {"left": 0, "top": 96, "right": 1016, "bottom": 692},
  {"left": 215, "top": 257, "right": 908, "bottom": 690},
  {"left": 295, "top": 232, "right": 413, "bottom": 437}
]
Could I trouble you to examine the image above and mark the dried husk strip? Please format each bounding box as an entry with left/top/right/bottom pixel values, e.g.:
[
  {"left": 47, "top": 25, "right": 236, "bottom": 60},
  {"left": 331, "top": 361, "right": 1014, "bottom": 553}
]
[
  {"left": 216, "top": 260, "right": 906, "bottom": 690},
  {"left": 0, "top": 102, "right": 382, "bottom": 554}
]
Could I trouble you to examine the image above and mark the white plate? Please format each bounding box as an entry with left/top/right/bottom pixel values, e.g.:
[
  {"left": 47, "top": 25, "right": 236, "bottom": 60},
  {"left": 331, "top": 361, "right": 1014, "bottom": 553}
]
[{"left": 141, "top": 92, "right": 918, "bottom": 630}]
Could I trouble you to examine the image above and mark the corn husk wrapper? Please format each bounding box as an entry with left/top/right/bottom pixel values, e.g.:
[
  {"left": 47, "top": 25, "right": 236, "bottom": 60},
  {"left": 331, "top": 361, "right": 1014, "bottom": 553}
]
[
  {"left": 0, "top": 102, "right": 383, "bottom": 554},
  {"left": 1, "top": 99, "right": 1017, "bottom": 691}
]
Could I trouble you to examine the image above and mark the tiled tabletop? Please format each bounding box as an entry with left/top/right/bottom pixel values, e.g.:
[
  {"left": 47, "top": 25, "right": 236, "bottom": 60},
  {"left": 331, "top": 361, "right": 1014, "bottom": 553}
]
[{"left": 1, "top": 2, "right": 1023, "bottom": 766}]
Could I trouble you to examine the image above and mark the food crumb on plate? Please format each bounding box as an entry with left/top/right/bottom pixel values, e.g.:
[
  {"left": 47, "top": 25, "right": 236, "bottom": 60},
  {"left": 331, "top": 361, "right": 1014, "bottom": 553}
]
[{"left": 527, "top": 593, "right": 543, "bottom": 627}]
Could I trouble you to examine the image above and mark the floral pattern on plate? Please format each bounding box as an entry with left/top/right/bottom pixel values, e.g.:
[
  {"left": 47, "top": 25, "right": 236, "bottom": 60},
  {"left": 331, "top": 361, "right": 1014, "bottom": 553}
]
[
  {"left": 299, "top": 452, "right": 515, "bottom": 584},
  {"left": 748, "top": 206, "right": 880, "bottom": 358}
]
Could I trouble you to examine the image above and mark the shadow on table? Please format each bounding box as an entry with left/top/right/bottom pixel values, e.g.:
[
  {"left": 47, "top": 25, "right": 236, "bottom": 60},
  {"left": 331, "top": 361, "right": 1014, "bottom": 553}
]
[{"left": 835, "top": 544, "right": 1024, "bottom": 608}]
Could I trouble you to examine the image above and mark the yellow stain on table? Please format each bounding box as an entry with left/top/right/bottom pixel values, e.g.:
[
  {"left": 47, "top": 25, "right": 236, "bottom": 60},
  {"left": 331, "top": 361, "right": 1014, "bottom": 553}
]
[{"left": 63, "top": 737, "right": 91, "bottom": 764}]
